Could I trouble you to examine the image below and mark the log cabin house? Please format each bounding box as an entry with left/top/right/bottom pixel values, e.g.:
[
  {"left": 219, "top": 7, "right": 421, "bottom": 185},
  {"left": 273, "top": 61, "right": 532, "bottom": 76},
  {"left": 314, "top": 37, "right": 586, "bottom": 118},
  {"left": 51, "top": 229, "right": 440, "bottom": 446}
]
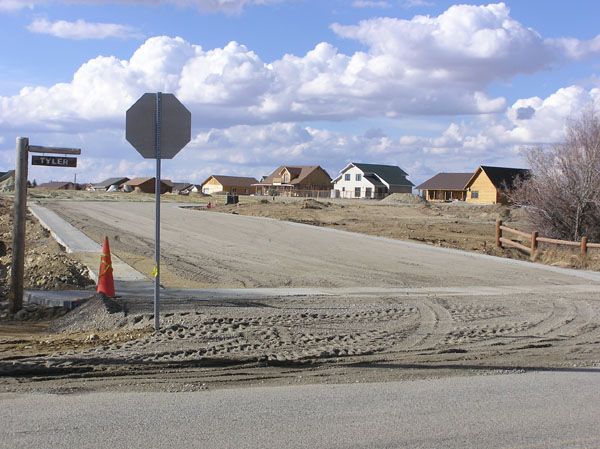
[{"left": 465, "top": 166, "right": 530, "bottom": 204}]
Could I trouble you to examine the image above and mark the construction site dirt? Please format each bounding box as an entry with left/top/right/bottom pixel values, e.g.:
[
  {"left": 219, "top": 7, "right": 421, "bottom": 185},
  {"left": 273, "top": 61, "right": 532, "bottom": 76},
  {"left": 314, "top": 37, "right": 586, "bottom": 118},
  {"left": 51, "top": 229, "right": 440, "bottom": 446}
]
[{"left": 1, "top": 194, "right": 599, "bottom": 393}]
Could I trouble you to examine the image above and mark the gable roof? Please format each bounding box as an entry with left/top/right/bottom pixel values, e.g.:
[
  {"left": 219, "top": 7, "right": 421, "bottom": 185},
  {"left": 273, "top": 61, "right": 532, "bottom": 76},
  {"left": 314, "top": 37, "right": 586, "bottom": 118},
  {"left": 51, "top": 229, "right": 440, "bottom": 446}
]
[
  {"left": 336, "top": 162, "right": 413, "bottom": 186},
  {"left": 415, "top": 172, "right": 473, "bottom": 191},
  {"left": 259, "top": 165, "right": 330, "bottom": 185},
  {"left": 466, "top": 166, "right": 530, "bottom": 190},
  {"left": 36, "top": 181, "right": 75, "bottom": 189},
  {"left": 94, "top": 177, "right": 130, "bottom": 188},
  {"left": 363, "top": 174, "right": 386, "bottom": 188},
  {"left": 171, "top": 182, "right": 194, "bottom": 191},
  {"left": 204, "top": 175, "right": 259, "bottom": 187}
]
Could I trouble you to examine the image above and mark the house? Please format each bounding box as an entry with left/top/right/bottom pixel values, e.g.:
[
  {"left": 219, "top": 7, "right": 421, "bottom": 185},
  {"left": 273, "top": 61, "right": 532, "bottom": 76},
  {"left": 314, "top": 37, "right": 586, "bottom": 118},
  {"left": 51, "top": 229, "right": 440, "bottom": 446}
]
[
  {"left": 465, "top": 166, "right": 530, "bottom": 204},
  {"left": 183, "top": 184, "right": 203, "bottom": 195},
  {"left": 331, "top": 163, "right": 413, "bottom": 199},
  {"left": 201, "top": 175, "right": 259, "bottom": 195},
  {"left": 36, "top": 181, "right": 78, "bottom": 190},
  {"left": 415, "top": 172, "right": 473, "bottom": 202},
  {"left": 124, "top": 177, "right": 172, "bottom": 194},
  {"left": 90, "top": 177, "right": 130, "bottom": 192},
  {"left": 170, "top": 182, "right": 194, "bottom": 195},
  {"left": 254, "top": 166, "right": 332, "bottom": 197}
]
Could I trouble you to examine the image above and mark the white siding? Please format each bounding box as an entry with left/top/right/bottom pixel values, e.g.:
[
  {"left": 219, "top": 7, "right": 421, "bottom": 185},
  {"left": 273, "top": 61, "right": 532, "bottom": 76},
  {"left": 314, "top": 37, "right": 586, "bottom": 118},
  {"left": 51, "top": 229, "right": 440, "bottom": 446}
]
[{"left": 332, "top": 166, "right": 380, "bottom": 199}]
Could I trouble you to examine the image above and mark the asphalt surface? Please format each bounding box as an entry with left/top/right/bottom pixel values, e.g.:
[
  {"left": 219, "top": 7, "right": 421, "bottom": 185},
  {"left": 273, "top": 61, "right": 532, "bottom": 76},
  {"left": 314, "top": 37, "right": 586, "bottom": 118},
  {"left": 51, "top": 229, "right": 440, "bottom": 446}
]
[
  {"left": 2, "top": 371, "right": 599, "bottom": 449},
  {"left": 43, "top": 201, "right": 600, "bottom": 290}
]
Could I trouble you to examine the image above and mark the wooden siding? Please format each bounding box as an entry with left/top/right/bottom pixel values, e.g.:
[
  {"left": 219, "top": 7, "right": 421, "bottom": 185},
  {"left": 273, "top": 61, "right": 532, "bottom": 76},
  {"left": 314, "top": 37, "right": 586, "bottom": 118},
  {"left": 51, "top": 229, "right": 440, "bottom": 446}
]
[
  {"left": 296, "top": 167, "right": 332, "bottom": 190},
  {"left": 466, "top": 170, "right": 498, "bottom": 204}
]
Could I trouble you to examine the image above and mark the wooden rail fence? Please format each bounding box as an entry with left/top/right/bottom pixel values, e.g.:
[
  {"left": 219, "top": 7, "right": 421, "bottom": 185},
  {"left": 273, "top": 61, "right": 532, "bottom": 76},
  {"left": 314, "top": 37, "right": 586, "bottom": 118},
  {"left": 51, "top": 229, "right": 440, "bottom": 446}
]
[{"left": 495, "top": 219, "right": 600, "bottom": 261}]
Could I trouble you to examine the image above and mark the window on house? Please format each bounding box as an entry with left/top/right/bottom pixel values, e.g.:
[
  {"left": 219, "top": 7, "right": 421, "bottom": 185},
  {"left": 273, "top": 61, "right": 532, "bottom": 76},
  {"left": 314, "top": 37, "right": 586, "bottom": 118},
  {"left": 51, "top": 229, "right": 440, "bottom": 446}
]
[
  {"left": 355, "top": 187, "right": 361, "bottom": 198},
  {"left": 344, "top": 173, "right": 351, "bottom": 181},
  {"left": 365, "top": 187, "right": 372, "bottom": 198},
  {"left": 471, "top": 191, "right": 479, "bottom": 199},
  {"left": 355, "top": 174, "right": 362, "bottom": 181}
]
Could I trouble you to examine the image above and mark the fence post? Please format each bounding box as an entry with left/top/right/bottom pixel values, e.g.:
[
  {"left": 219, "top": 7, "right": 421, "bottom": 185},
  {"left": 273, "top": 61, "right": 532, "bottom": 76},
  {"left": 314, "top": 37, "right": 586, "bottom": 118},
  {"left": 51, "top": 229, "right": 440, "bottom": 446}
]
[
  {"left": 581, "top": 236, "right": 588, "bottom": 258},
  {"left": 531, "top": 231, "right": 538, "bottom": 261},
  {"left": 496, "top": 219, "right": 502, "bottom": 248}
]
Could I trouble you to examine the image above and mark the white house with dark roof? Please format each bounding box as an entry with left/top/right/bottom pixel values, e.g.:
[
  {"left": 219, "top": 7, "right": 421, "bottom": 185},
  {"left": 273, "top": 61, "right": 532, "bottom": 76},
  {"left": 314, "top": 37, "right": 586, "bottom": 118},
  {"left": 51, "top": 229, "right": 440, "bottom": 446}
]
[
  {"left": 331, "top": 163, "right": 413, "bottom": 199},
  {"left": 90, "top": 177, "right": 130, "bottom": 192}
]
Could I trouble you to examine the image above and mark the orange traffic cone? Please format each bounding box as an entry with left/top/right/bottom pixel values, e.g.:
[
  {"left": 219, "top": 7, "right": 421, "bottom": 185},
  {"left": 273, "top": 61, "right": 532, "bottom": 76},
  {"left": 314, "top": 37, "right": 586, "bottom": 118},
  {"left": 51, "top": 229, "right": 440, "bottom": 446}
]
[{"left": 97, "top": 236, "right": 115, "bottom": 298}]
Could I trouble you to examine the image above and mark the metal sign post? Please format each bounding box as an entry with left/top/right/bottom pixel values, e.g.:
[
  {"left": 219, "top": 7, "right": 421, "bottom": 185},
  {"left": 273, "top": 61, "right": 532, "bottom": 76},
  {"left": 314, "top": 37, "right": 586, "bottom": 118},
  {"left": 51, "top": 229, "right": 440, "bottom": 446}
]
[
  {"left": 126, "top": 92, "right": 191, "bottom": 331},
  {"left": 10, "top": 140, "right": 81, "bottom": 313},
  {"left": 154, "top": 92, "right": 162, "bottom": 332}
]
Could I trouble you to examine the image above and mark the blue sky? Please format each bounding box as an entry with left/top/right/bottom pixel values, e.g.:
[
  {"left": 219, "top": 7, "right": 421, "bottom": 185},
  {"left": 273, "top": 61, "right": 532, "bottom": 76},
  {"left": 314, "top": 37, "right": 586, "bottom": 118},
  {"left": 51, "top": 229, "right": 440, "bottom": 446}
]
[{"left": 0, "top": 0, "right": 599, "bottom": 185}]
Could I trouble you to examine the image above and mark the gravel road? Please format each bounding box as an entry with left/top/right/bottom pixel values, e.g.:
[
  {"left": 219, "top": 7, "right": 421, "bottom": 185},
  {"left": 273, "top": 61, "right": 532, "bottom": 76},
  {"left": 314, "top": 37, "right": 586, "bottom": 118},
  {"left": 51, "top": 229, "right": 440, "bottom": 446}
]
[
  {"left": 0, "top": 200, "right": 592, "bottom": 392},
  {"left": 44, "top": 201, "right": 600, "bottom": 289},
  {"left": 2, "top": 371, "right": 599, "bottom": 449}
]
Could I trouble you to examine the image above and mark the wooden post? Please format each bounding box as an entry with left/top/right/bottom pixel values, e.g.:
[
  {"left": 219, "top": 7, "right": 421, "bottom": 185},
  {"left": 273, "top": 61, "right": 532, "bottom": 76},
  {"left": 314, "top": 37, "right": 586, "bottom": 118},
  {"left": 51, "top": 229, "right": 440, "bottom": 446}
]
[
  {"left": 10, "top": 137, "right": 29, "bottom": 314},
  {"left": 531, "top": 231, "right": 538, "bottom": 261},
  {"left": 496, "top": 219, "right": 502, "bottom": 248},
  {"left": 581, "top": 236, "right": 588, "bottom": 258}
]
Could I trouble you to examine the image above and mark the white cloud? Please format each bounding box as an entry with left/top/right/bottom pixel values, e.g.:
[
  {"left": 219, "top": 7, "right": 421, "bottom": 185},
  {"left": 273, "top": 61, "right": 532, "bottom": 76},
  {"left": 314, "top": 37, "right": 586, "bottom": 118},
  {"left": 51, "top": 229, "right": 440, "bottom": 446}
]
[
  {"left": 0, "top": 0, "right": 35, "bottom": 11},
  {"left": 27, "top": 18, "right": 142, "bottom": 39},
  {"left": 402, "top": 0, "right": 432, "bottom": 7},
  {"left": 352, "top": 1, "right": 390, "bottom": 8},
  {"left": 3, "top": 84, "right": 599, "bottom": 185},
  {"left": 3, "top": 3, "right": 600, "bottom": 132},
  {"left": 0, "top": 0, "right": 279, "bottom": 13}
]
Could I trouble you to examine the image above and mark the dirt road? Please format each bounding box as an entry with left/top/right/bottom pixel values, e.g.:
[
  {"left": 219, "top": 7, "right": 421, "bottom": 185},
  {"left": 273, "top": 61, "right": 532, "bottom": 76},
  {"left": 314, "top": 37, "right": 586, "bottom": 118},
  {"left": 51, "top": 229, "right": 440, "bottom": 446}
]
[
  {"left": 43, "top": 201, "right": 599, "bottom": 289},
  {"left": 1, "top": 200, "right": 598, "bottom": 393}
]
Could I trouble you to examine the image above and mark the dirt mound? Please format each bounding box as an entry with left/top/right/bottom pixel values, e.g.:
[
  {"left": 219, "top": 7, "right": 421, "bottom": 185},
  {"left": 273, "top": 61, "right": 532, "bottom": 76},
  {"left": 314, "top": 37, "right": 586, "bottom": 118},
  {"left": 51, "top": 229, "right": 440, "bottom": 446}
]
[
  {"left": 301, "top": 199, "right": 331, "bottom": 209},
  {"left": 0, "top": 196, "right": 94, "bottom": 302},
  {"left": 0, "top": 172, "right": 14, "bottom": 192},
  {"left": 379, "top": 193, "right": 425, "bottom": 204}
]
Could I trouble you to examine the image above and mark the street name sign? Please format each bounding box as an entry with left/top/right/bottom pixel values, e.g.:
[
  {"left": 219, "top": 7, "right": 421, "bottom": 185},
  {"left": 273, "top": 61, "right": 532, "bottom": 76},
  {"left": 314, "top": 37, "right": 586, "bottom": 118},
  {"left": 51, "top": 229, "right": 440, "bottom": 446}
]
[{"left": 31, "top": 155, "right": 77, "bottom": 167}]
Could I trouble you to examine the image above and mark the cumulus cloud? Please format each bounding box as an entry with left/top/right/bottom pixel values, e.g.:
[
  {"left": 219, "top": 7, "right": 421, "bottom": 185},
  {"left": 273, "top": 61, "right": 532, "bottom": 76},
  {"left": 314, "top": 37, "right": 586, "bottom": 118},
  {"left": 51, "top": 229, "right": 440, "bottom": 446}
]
[
  {"left": 331, "top": 3, "right": 600, "bottom": 88},
  {"left": 3, "top": 84, "right": 599, "bottom": 185},
  {"left": 2, "top": 2, "right": 600, "bottom": 184},
  {"left": 0, "top": 0, "right": 279, "bottom": 13},
  {"left": 4, "top": 3, "right": 597, "bottom": 133},
  {"left": 27, "top": 18, "right": 142, "bottom": 39}
]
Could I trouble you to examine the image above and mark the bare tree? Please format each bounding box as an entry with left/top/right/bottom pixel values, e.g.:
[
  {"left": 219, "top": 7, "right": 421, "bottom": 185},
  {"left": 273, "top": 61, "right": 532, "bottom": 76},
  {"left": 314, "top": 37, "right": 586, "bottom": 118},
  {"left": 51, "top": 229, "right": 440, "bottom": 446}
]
[{"left": 512, "top": 109, "right": 600, "bottom": 241}]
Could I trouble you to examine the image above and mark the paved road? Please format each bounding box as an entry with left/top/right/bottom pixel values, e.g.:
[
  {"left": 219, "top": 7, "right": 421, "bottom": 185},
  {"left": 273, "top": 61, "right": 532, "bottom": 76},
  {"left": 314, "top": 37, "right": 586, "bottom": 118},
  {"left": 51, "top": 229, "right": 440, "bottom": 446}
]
[
  {"left": 2, "top": 372, "right": 599, "bottom": 449},
  {"left": 44, "top": 201, "right": 600, "bottom": 290}
]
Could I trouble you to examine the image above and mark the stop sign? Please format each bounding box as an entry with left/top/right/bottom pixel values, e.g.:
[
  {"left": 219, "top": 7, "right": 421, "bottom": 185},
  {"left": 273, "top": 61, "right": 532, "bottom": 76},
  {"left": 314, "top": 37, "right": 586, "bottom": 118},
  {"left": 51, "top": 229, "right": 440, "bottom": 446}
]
[{"left": 126, "top": 93, "right": 191, "bottom": 159}]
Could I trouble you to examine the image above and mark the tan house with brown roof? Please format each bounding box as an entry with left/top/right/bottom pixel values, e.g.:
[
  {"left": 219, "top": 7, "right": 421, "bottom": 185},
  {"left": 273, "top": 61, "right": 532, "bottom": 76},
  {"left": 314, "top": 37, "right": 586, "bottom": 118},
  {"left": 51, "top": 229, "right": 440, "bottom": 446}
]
[
  {"left": 415, "top": 172, "right": 473, "bottom": 202},
  {"left": 255, "top": 165, "right": 332, "bottom": 197},
  {"left": 124, "top": 177, "right": 172, "bottom": 194},
  {"left": 201, "top": 175, "right": 259, "bottom": 195}
]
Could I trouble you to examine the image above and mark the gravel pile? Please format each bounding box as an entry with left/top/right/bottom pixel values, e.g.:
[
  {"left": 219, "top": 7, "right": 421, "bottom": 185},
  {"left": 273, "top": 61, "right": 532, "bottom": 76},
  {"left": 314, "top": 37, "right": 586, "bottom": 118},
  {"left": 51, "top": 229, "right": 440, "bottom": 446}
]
[
  {"left": 0, "top": 301, "right": 68, "bottom": 321},
  {"left": 51, "top": 295, "right": 127, "bottom": 332}
]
